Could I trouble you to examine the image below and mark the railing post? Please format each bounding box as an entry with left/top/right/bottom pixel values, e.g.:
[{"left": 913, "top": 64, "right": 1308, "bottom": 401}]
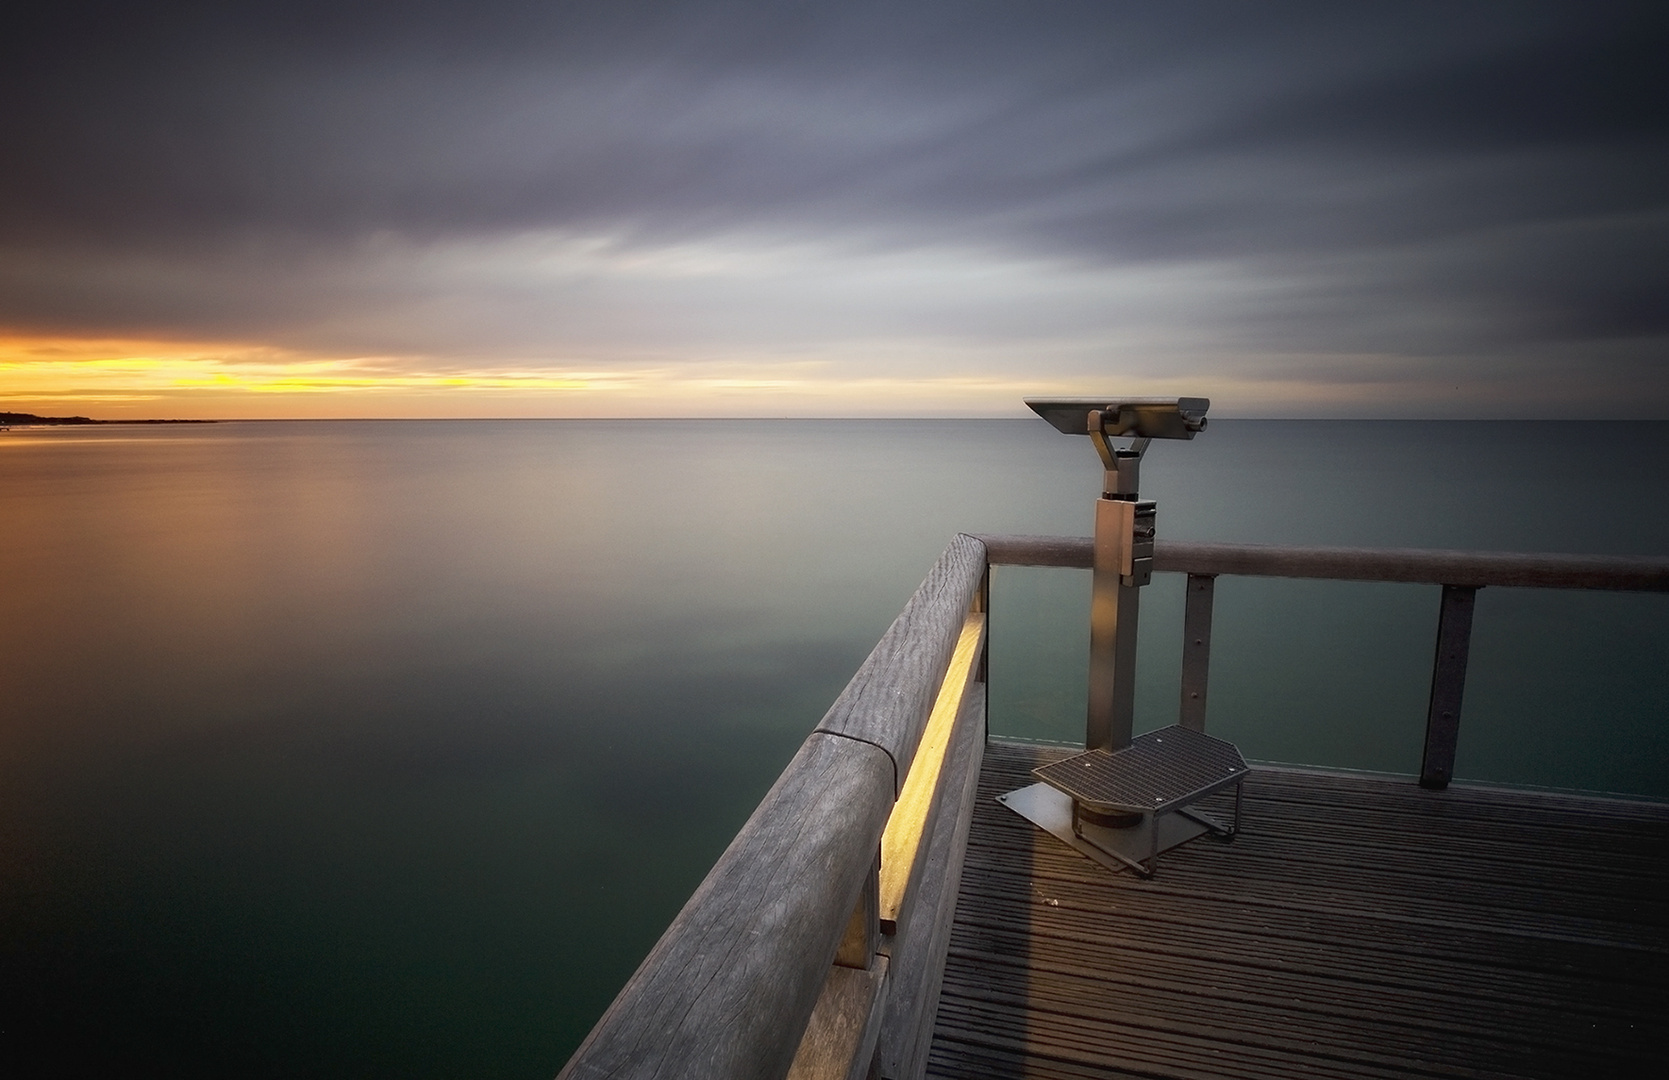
[
  {"left": 1179, "top": 574, "right": 1216, "bottom": 731},
  {"left": 1420, "top": 585, "right": 1477, "bottom": 790},
  {"left": 834, "top": 854, "right": 880, "bottom": 969}
]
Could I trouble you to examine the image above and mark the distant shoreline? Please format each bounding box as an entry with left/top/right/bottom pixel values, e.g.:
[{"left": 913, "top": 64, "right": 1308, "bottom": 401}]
[{"left": 0, "top": 412, "right": 217, "bottom": 427}]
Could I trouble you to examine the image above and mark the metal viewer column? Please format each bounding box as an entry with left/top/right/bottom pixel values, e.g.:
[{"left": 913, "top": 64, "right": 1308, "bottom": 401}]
[
  {"left": 1023, "top": 397, "right": 1210, "bottom": 751},
  {"left": 1087, "top": 415, "right": 1154, "bottom": 751}
]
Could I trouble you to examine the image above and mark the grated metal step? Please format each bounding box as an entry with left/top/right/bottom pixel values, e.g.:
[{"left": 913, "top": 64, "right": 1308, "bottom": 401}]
[{"left": 1033, "top": 725, "right": 1248, "bottom": 814}]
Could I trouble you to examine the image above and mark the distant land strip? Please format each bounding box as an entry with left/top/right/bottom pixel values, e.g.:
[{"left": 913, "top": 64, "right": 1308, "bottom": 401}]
[{"left": 0, "top": 412, "right": 216, "bottom": 426}]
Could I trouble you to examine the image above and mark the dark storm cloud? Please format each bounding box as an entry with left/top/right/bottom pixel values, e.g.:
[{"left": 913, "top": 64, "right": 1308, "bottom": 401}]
[
  {"left": 5, "top": 1, "right": 1659, "bottom": 247},
  {"left": 0, "top": 2, "right": 1214, "bottom": 244},
  {"left": 1, "top": 0, "right": 1665, "bottom": 405}
]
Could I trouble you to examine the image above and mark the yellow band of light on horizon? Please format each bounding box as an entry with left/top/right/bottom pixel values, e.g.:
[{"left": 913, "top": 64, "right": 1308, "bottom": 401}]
[
  {"left": 0, "top": 334, "right": 1072, "bottom": 417},
  {"left": 0, "top": 336, "right": 645, "bottom": 401}
]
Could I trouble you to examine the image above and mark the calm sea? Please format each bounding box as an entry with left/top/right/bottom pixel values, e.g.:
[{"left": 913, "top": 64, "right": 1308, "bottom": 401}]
[{"left": 3, "top": 419, "right": 1666, "bottom": 1076}]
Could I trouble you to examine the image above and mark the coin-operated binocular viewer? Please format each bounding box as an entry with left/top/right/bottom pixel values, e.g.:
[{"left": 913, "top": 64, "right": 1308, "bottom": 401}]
[
  {"left": 1000, "top": 397, "right": 1248, "bottom": 878},
  {"left": 1027, "top": 397, "right": 1209, "bottom": 752}
]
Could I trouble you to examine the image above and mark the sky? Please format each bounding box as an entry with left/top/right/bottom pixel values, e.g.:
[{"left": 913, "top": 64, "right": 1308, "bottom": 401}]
[{"left": 1, "top": 1, "right": 1665, "bottom": 419}]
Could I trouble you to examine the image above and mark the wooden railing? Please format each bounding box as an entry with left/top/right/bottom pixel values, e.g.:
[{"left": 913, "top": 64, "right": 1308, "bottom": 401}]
[
  {"left": 559, "top": 532, "right": 1669, "bottom": 1080},
  {"left": 979, "top": 534, "right": 1669, "bottom": 787},
  {"left": 559, "top": 534, "right": 988, "bottom": 1080}
]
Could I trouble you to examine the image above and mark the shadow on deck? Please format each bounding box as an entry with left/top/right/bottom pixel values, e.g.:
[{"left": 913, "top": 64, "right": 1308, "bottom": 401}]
[{"left": 929, "top": 739, "right": 1669, "bottom": 1080}]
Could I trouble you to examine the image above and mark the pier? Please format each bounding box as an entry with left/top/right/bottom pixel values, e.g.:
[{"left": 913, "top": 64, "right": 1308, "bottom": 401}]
[
  {"left": 558, "top": 531, "right": 1669, "bottom": 1080},
  {"left": 939, "top": 741, "right": 1666, "bottom": 1078}
]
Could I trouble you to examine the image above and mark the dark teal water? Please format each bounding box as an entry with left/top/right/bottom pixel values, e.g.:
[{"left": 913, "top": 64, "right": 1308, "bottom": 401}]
[{"left": 2, "top": 419, "right": 1665, "bottom": 1076}]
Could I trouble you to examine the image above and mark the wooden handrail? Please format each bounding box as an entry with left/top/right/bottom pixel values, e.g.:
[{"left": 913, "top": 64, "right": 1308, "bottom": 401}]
[
  {"left": 814, "top": 534, "right": 987, "bottom": 787},
  {"left": 977, "top": 534, "right": 1669, "bottom": 591},
  {"left": 558, "top": 734, "right": 892, "bottom": 1080},
  {"left": 559, "top": 535, "right": 989, "bottom": 1080}
]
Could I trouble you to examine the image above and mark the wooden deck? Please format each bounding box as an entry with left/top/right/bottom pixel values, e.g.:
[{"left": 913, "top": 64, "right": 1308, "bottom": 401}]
[{"left": 928, "top": 740, "right": 1669, "bottom": 1080}]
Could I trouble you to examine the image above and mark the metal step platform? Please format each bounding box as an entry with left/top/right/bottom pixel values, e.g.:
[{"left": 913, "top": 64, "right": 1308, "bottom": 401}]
[{"left": 998, "top": 725, "right": 1248, "bottom": 876}]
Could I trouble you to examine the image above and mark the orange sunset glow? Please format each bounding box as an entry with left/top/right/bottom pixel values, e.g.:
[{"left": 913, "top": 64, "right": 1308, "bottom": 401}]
[
  {"left": 1, "top": 334, "right": 1102, "bottom": 419},
  {"left": 0, "top": 335, "right": 640, "bottom": 417}
]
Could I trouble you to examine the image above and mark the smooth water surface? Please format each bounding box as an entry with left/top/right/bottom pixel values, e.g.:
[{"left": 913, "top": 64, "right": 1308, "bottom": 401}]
[{"left": 2, "top": 419, "right": 1666, "bottom": 1076}]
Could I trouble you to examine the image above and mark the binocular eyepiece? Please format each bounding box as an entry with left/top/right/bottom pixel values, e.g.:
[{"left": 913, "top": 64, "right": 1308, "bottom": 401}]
[{"left": 1026, "top": 397, "right": 1209, "bottom": 440}]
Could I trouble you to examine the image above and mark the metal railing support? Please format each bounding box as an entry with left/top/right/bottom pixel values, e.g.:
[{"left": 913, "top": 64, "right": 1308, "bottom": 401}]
[
  {"left": 976, "top": 533, "right": 1669, "bottom": 791},
  {"left": 1420, "top": 585, "right": 1478, "bottom": 790},
  {"left": 1179, "top": 574, "right": 1216, "bottom": 731}
]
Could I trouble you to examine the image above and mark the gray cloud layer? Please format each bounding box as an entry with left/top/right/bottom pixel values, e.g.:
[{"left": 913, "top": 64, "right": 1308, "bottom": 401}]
[{"left": 2, "top": 1, "right": 1665, "bottom": 412}]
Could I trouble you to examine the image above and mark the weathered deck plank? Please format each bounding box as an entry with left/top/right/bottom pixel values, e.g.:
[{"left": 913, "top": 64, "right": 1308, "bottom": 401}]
[{"left": 927, "top": 740, "right": 1669, "bottom": 1080}]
